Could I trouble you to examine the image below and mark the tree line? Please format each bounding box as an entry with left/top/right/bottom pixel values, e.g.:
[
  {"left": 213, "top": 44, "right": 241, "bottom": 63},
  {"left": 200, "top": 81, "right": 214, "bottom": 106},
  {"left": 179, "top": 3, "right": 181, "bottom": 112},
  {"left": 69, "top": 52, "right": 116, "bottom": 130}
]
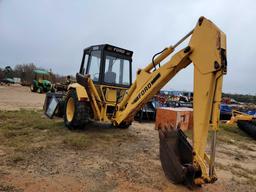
[
  {"left": 0, "top": 63, "right": 68, "bottom": 84},
  {"left": 222, "top": 93, "right": 256, "bottom": 104}
]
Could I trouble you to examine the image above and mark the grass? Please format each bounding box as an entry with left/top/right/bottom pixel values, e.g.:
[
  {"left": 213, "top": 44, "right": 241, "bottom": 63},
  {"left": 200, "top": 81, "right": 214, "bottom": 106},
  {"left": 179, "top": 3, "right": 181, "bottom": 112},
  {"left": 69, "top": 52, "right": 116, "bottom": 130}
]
[
  {"left": 0, "top": 110, "right": 76, "bottom": 157},
  {"left": 0, "top": 109, "right": 133, "bottom": 152},
  {"left": 0, "top": 109, "right": 255, "bottom": 190},
  {"left": 219, "top": 123, "right": 250, "bottom": 139},
  {"left": 2, "top": 110, "right": 252, "bottom": 149},
  {"left": 183, "top": 121, "right": 254, "bottom": 137},
  {"left": 183, "top": 123, "right": 256, "bottom": 149},
  {"left": 0, "top": 110, "right": 66, "bottom": 150},
  {"left": 1, "top": 110, "right": 254, "bottom": 153},
  {"left": 218, "top": 123, "right": 256, "bottom": 151}
]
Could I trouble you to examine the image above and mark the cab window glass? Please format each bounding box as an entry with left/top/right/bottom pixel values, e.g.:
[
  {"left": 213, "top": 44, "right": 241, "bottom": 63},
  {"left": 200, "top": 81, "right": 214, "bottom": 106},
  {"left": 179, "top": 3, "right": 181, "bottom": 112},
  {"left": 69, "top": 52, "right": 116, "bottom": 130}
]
[
  {"left": 81, "top": 54, "right": 89, "bottom": 74},
  {"left": 88, "top": 50, "right": 101, "bottom": 82},
  {"left": 104, "top": 55, "right": 130, "bottom": 86}
]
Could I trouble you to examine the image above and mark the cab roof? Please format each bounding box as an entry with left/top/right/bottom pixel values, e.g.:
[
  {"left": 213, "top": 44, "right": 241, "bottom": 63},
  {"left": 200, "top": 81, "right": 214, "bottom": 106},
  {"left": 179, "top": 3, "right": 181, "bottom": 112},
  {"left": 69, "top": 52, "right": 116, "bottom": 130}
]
[{"left": 84, "top": 44, "right": 133, "bottom": 58}]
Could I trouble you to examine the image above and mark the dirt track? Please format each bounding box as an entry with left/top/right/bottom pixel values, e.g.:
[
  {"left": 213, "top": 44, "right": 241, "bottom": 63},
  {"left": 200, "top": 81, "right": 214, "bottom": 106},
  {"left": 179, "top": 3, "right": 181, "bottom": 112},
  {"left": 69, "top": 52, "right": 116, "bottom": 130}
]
[{"left": 0, "top": 86, "right": 255, "bottom": 192}]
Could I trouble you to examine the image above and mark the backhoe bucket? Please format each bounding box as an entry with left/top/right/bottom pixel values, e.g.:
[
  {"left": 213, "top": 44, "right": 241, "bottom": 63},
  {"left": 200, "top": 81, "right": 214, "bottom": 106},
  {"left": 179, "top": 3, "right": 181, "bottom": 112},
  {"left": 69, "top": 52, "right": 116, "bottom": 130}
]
[{"left": 159, "top": 127, "right": 200, "bottom": 187}]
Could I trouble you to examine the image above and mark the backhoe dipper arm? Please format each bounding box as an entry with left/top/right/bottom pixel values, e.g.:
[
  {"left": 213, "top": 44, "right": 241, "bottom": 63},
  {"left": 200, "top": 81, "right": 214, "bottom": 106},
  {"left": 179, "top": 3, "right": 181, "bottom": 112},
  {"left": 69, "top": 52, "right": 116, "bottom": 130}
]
[{"left": 113, "top": 17, "right": 227, "bottom": 184}]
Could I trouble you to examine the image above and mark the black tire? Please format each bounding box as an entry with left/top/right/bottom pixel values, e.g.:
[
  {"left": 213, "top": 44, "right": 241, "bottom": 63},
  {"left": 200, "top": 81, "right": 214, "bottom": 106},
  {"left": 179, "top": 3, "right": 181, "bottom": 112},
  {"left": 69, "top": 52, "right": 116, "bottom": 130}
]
[
  {"left": 237, "top": 120, "right": 256, "bottom": 139},
  {"left": 64, "top": 89, "right": 90, "bottom": 129},
  {"left": 30, "top": 83, "right": 36, "bottom": 92},
  {"left": 37, "top": 87, "right": 43, "bottom": 93}
]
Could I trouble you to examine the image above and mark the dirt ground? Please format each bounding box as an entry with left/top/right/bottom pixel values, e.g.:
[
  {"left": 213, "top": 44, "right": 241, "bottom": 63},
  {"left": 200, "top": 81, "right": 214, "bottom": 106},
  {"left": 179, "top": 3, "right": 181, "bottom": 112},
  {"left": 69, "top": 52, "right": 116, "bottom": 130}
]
[
  {"left": 0, "top": 85, "right": 45, "bottom": 110},
  {"left": 0, "top": 86, "right": 255, "bottom": 192}
]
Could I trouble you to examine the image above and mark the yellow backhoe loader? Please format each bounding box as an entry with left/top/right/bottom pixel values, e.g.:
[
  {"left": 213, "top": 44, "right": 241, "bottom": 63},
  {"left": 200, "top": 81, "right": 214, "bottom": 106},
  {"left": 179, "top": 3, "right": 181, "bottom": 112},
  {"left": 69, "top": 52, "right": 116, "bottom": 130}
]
[
  {"left": 64, "top": 17, "right": 227, "bottom": 186},
  {"left": 227, "top": 110, "right": 256, "bottom": 139}
]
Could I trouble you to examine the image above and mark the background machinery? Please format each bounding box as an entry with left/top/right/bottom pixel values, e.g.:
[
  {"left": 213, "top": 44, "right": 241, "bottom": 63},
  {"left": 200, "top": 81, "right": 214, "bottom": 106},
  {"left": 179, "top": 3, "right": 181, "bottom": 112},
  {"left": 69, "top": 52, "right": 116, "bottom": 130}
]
[
  {"left": 227, "top": 110, "right": 256, "bottom": 139},
  {"left": 30, "top": 69, "right": 52, "bottom": 93},
  {"left": 62, "top": 17, "right": 227, "bottom": 186}
]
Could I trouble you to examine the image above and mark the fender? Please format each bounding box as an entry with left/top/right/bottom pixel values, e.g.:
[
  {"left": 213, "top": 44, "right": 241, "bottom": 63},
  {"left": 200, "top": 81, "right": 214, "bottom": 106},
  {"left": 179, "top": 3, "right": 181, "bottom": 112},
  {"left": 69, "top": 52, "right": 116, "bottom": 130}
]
[{"left": 68, "top": 83, "right": 89, "bottom": 101}]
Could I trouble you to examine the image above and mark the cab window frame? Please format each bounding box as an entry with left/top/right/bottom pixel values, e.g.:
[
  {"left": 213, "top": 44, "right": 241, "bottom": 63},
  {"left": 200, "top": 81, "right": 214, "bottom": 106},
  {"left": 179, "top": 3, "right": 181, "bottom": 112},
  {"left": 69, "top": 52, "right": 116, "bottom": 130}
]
[
  {"left": 102, "top": 50, "right": 132, "bottom": 88},
  {"left": 86, "top": 50, "right": 103, "bottom": 83},
  {"left": 79, "top": 45, "right": 132, "bottom": 88}
]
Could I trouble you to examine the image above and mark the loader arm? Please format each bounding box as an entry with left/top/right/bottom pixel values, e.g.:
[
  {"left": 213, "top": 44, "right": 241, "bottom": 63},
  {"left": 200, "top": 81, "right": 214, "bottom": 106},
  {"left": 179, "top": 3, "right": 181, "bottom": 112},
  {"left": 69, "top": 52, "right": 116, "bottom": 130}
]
[
  {"left": 227, "top": 110, "right": 254, "bottom": 125},
  {"left": 113, "top": 17, "right": 227, "bottom": 185}
]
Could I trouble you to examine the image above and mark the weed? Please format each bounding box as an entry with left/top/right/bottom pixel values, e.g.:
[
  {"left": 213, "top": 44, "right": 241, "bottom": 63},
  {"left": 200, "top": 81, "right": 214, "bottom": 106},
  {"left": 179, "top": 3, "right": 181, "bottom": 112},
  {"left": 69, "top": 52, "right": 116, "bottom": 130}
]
[{"left": 0, "top": 184, "right": 22, "bottom": 192}]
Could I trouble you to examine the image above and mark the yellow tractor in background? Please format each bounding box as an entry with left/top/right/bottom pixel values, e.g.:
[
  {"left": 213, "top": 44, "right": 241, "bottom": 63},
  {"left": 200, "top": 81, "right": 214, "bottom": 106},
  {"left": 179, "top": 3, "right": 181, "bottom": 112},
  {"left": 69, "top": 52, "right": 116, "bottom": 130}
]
[
  {"left": 63, "top": 17, "right": 227, "bottom": 187},
  {"left": 227, "top": 110, "right": 256, "bottom": 139}
]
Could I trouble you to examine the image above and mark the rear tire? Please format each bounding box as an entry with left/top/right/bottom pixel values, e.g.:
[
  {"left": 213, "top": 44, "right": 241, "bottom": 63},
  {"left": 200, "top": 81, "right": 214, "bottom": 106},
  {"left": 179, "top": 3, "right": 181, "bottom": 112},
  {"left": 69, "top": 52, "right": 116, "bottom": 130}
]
[{"left": 64, "top": 89, "right": 90, "bottom": 129}]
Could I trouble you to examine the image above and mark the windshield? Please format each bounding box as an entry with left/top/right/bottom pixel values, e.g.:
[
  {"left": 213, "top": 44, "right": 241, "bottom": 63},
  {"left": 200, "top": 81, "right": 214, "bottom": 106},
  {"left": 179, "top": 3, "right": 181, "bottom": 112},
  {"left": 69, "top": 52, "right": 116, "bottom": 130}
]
[
  {"left": 104, "top": 55, "right": 130, "bottom": 86},
  {"left": 35, "top": 74, "right": 50, "bottom": 81}
]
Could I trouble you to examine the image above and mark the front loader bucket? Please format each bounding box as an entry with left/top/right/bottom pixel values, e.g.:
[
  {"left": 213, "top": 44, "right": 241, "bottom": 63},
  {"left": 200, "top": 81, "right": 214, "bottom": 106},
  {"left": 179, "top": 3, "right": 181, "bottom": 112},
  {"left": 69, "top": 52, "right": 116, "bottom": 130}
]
[{"left": 159, "top": 127, "right": 200, "bottom": 187}]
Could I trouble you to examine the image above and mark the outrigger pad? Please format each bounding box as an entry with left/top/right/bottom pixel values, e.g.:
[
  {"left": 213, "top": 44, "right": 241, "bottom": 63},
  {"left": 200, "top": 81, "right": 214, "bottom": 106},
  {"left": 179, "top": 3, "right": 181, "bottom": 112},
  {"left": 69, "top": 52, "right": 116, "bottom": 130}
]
[{"left": 159, "top": 127, "right": 198, "bottom": 187}]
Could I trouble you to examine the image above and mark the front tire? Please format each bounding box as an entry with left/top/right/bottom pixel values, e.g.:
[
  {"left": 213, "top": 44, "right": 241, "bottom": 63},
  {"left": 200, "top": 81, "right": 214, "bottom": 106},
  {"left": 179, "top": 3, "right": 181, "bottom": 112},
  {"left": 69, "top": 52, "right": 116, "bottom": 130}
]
[
  {"left": 64, "top": 89, "right": 90, "bottom": 129},
  {"left": 30, "top": 83, "right": 36, "bottom": 92},
  {"left": 37, "top": 87, "right": 43, "bottom": 93}
]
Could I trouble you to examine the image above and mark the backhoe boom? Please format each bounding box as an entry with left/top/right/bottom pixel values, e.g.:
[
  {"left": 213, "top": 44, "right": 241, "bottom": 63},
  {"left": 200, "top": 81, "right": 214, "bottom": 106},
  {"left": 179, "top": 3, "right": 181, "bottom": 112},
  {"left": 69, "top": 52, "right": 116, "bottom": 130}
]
[{"left": 113, "top": 17, "right": 227, "bottom": 185}]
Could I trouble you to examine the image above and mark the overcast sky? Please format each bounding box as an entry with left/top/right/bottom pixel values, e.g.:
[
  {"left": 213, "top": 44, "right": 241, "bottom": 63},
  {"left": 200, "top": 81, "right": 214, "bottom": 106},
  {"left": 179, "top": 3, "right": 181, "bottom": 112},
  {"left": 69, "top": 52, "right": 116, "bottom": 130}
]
[{"left": 0, "top": 0, "right": 255, "bottom": 94}]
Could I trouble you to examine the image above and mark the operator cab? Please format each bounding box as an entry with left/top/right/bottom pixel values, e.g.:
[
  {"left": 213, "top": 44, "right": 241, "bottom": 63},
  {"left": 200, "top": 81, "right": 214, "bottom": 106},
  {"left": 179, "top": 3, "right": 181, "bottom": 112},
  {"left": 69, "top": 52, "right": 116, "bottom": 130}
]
[{"left": 79, "top": 44, "right": 133, "bottom": 88}]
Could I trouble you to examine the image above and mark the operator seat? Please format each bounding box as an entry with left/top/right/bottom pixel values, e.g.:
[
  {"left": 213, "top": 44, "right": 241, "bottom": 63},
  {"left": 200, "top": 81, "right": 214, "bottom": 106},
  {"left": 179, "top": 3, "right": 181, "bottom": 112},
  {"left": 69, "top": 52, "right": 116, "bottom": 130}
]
[{"left": 104, "top": 71, "right": 116, "bottom": 83}]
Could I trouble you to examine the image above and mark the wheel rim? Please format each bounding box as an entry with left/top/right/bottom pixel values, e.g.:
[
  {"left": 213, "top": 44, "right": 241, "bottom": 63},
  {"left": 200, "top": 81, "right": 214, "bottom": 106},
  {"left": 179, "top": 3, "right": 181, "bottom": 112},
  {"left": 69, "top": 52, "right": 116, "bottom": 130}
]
[{"left": 66, "top": 97, "right": 75, "bottom": 122}]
